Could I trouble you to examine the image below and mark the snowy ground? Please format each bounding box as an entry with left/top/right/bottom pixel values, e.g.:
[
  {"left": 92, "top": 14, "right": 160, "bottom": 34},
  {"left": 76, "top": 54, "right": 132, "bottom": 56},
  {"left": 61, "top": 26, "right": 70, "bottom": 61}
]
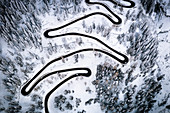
[{"left": 0, "top": 0, "right": 170, "bottom": 113}]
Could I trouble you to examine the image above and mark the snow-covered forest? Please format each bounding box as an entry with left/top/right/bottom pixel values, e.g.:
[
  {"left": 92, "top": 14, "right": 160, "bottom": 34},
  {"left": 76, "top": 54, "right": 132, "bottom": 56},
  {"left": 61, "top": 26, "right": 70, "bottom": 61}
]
[{"left": 0, "top": 0, "right": 170, "bottom": 113}]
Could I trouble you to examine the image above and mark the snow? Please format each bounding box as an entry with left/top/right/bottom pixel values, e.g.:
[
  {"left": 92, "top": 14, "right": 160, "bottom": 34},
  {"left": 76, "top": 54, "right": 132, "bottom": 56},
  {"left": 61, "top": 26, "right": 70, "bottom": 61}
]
[{"left": 0, "top": 0, "right": 170, "bottom": 113}]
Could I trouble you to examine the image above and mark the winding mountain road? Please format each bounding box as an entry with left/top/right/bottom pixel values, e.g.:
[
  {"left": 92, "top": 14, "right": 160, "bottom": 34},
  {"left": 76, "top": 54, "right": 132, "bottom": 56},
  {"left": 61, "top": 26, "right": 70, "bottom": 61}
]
[{"left": 21, "top": 0, "right": 135, "bottom": 113}]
